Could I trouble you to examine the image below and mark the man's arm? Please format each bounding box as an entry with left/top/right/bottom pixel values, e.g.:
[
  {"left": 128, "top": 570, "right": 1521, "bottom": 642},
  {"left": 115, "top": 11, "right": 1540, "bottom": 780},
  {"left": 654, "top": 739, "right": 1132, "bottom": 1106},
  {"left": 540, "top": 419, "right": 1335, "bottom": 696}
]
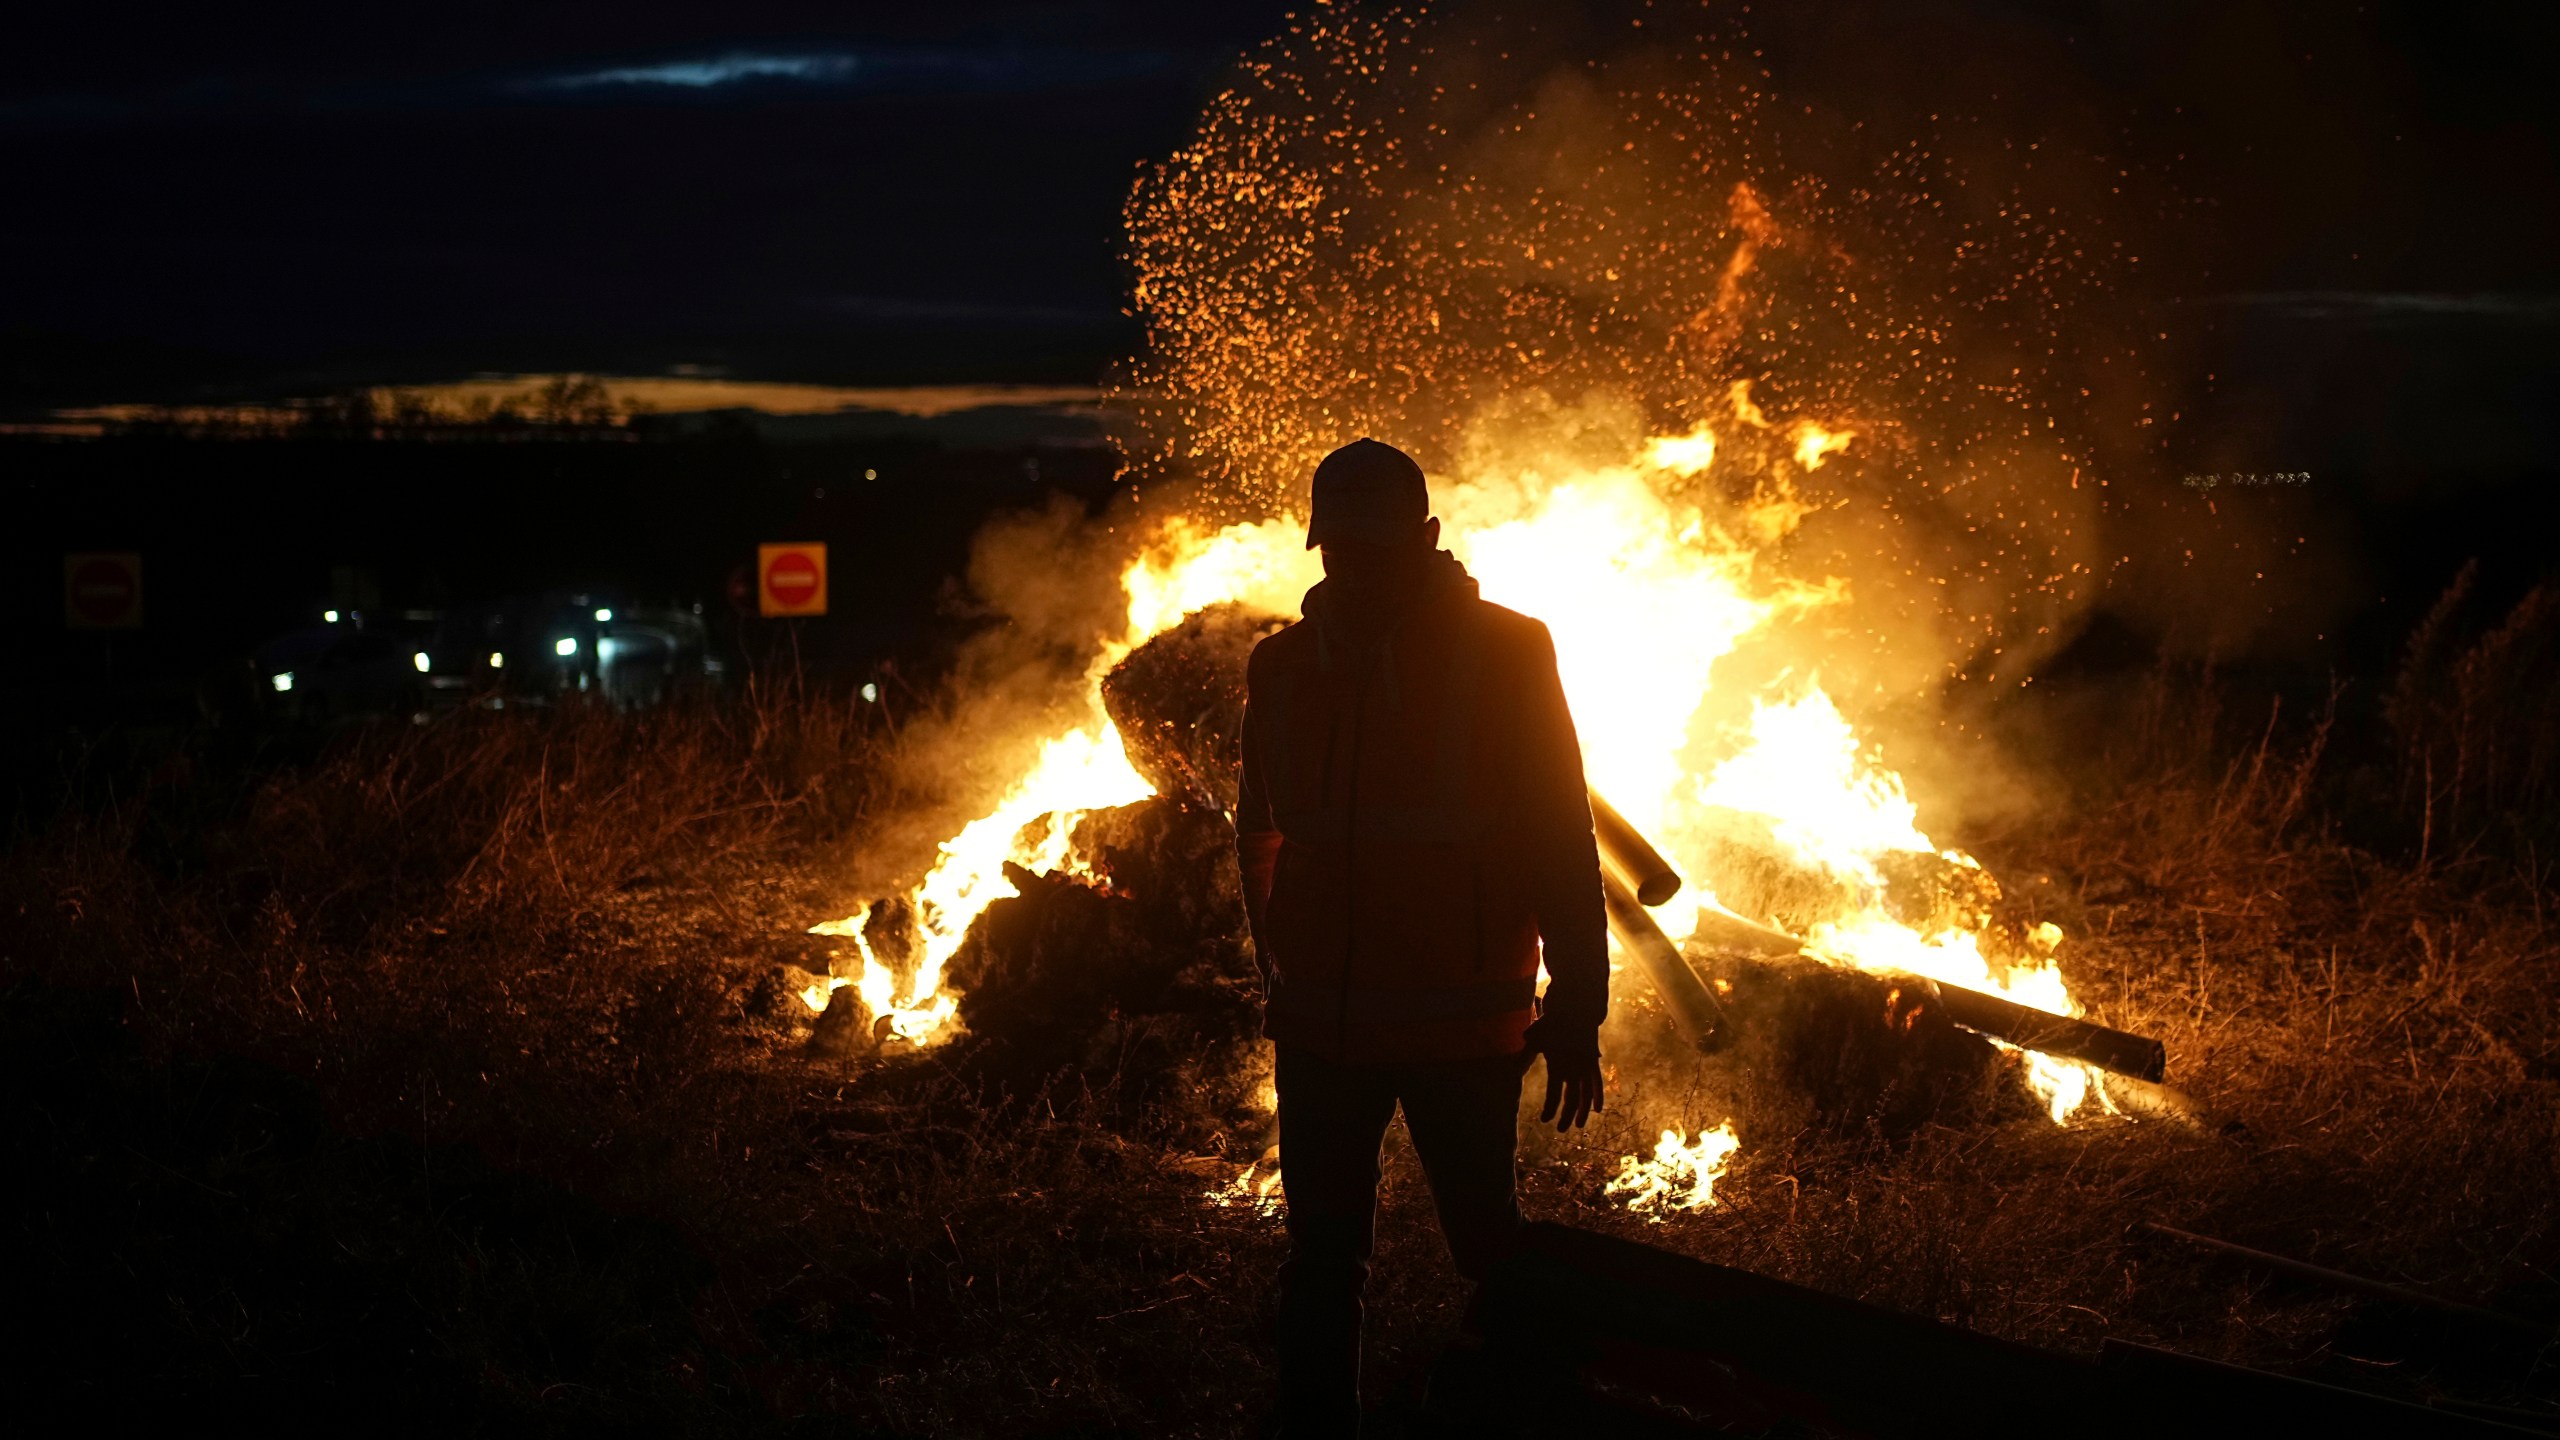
[
  {"left": 1514, "top": 622, "right": 1608, "bottom": 1033},
  {"left": 1234, "top": 645, "right": 1282, "bottom": 984},
  {"left": 1510, "top": 621, "right": 1608, "bottom": 1129}
]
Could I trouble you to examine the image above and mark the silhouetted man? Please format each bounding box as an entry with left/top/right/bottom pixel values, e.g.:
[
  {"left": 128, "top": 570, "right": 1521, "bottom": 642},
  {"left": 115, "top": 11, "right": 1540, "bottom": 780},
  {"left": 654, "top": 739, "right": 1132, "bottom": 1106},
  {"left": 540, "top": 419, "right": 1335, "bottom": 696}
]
[{"left": 1235, "top": 437, "right": 1609, "bottom": 1436}]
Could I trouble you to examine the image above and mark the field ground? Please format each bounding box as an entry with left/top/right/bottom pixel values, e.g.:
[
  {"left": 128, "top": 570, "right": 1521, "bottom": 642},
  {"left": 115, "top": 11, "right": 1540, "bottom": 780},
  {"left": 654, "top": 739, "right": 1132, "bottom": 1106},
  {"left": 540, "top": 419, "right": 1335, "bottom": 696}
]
[{"left": 5, "top": 658, "right": 2558, "bottom": 1435}]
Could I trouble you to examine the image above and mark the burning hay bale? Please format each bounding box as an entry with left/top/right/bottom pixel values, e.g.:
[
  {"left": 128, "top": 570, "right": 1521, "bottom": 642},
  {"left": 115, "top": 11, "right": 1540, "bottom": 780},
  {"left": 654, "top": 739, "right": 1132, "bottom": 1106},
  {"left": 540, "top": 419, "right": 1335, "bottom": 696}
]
[
  {"left": 934, "top": 797, "right": 1265, "bottom": 1132},
  {"left": 1100, "top": 602, "right": 1285, "bottom": 812},
  {"left": 808, "top": 611, "right": 1285, "bottom": 1130},
  {"left": 1690, "top": 952, "right": 2031, "bottom": 1137},
  {"left": 865, "top": 607, "right": 1280, "bottom": 1125},
  {"left": 1875, "top": 850, "right": 2008, "bottom": 936},
  {"left": 1683, "top": 809, "right": 1868, "bottom": 936},
  {"left": 1686, "top": 807, "right": 2006, "bottom": 940},
  {"left": 811, "top": 610, "right": 1285, "bottom": 1133}
]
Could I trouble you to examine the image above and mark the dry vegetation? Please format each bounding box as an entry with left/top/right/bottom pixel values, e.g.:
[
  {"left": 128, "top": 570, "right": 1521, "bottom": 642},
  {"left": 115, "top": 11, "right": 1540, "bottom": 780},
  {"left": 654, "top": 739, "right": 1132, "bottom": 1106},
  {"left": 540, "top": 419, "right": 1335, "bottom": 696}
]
[{"left": 6, "top": 593, "right": 2559, "bottom": 1433}]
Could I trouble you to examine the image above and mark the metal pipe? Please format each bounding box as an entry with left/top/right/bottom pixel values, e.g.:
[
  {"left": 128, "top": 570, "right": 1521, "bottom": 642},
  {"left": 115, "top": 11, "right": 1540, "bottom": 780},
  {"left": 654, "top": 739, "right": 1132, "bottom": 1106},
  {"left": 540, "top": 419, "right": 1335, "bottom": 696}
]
[
  {"left": 2097, "top": 1072, "right": 2204, "bottom": 1127},
  {"left": 1588, "top": 787, "right": 1682, "bottom": 906},
  {"left": 1689, "top": 905, "right": 1807, "bottom": 956},
  {"left": 1601, "top": 869, "right": 1727, "bottom": 1051},
  {"left": 1929, "top": 982, "right": 2168, "bottom": 1083},
  {"left": 1688, "top": 904, "right": 2169, "bottom": 1082}
]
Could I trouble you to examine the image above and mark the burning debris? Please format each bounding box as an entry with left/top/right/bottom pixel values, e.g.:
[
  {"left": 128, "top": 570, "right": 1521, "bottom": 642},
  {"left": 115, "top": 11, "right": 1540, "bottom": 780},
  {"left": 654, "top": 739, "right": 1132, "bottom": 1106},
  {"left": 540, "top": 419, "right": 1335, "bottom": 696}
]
[
  {"left": 1604, "top": 1123, "right": 1742, "bottom": 1219},
  {"left": 1099, "top": 602, "right": 1282, "bottom": 814},
  {"left": 799, "top": 0, "right": 2185, "bottom": 1211},
  {"left": 1687, "top": 953, "right": 2029, "bottom": 1137},
  {"left": 939, "top": 799, "right": 1264, "bottom": 1124},
  {"left": 813, "top": 574, "right": 2171, "bottom": 1185}
]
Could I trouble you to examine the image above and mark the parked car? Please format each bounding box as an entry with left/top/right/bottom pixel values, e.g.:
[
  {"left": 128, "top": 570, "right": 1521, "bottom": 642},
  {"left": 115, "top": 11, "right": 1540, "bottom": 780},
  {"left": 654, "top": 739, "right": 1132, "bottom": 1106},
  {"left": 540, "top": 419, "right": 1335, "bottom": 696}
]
[
  {"left": 252, "top": 617, "right": 423, "bottom": 720},
  {"left": 255, "top": 594, "right": 720, "bottom": 723}
]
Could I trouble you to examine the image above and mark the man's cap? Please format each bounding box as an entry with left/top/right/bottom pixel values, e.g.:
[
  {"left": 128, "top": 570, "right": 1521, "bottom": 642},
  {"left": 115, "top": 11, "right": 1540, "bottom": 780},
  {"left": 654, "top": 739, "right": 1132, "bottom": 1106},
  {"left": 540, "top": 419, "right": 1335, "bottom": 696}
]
[{"left": 1306, "top": 438, "right": 1430, "bottom": 550}]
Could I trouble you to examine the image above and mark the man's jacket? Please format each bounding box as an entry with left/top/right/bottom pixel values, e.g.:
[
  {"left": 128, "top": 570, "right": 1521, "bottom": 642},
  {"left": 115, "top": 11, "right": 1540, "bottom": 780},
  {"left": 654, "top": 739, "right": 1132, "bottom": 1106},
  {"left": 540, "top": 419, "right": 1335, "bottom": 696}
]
[{"left": 1234, "top": 551, "right": 1609, "bottom": 1062}]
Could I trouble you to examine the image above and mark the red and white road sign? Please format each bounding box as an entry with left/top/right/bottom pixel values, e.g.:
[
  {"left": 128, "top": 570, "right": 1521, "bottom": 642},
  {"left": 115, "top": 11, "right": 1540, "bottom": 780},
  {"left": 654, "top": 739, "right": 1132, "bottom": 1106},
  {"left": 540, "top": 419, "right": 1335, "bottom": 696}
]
[
  {"left": 757, "top": 542, "right": 828, "bottom": 617},
  {"left": 64, "top": 552, "right": 143, "bottom": 629}
]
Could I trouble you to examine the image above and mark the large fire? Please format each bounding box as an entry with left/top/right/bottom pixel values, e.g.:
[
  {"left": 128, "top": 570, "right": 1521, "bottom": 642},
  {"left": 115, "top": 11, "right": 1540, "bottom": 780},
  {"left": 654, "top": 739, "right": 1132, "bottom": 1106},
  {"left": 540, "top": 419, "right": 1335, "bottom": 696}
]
[
  {"left": 815, "top": 2, "right": 2150, "bottom": 1213},
  {"left": 811, "top": 401, "right": 2116, "bottom": 1207}
]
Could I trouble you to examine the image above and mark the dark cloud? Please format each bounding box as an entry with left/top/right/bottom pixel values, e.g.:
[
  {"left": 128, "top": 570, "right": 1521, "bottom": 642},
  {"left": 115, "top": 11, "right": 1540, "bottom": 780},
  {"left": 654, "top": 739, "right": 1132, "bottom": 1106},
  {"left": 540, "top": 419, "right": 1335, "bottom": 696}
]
[
  {"left": 3, "top": 0, "right": 2556, "bottom": 411},
  {"left": 0, "top": 1, "right": 1255, "bottom": 95},
  {"left": 0, "top": 3, "right": 1291, "bottom": 403},
  {"left": 0, "top": 43, "right": 1201, "bottom": 131},
  {"left": 514, "top": 46, "right": 1186, "bottom": 99}
]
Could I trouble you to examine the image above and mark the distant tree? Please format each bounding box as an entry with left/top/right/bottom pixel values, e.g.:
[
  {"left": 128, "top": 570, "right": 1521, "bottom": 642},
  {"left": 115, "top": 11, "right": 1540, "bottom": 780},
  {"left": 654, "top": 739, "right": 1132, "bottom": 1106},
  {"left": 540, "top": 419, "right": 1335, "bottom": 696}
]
[
  {"left": 530, "top": 374, "right": 619, "bottom": 428},
  {"left": 296, "top": 388, "right": 378, "bottom": 439},
  {"left": 381, "top": 387, "right": 444, "bottom": 430}
]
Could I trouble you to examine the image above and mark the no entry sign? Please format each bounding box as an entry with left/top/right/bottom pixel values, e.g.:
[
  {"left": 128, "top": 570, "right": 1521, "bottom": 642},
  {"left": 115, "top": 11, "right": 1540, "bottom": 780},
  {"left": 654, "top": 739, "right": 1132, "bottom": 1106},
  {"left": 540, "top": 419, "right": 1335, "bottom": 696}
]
[
  {"left": 757, "top": 542, "right": 828, "bottom": 617},
  {"left": 64, "top": 552, "right": 143, "bottom": 629}
]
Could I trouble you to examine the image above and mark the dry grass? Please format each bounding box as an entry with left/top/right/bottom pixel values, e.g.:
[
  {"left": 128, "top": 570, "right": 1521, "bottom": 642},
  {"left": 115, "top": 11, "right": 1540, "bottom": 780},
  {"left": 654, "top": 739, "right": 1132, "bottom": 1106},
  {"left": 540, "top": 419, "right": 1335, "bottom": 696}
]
[
  {"left": 6, "top": 635, "right": 2559, "bottom": 1433},
  {"left": 4, "top": 685, "right": 1289, "bottom": 1434}
]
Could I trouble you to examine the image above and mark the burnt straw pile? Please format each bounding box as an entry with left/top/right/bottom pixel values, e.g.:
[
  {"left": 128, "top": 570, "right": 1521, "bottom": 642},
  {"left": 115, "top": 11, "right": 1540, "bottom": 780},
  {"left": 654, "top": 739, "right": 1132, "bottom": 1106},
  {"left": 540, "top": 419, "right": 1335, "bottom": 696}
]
[
  {"left": 814, "top": 601, "right": 2140, "bottom": 1144},
  {"left": 944, "top": 800, "right": 1265, "bottom": 1124},
  {"left": 778, "top": 605, "right": 1283, "bottom": 1138}
]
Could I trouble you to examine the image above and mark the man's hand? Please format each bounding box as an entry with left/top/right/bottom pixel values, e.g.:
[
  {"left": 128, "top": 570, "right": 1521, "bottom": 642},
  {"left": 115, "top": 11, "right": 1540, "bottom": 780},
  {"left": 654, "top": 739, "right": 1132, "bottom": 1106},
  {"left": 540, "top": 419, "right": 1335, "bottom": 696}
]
[{"left": 1524, "top": 1017, "right": 1604, "bottom": 1131}]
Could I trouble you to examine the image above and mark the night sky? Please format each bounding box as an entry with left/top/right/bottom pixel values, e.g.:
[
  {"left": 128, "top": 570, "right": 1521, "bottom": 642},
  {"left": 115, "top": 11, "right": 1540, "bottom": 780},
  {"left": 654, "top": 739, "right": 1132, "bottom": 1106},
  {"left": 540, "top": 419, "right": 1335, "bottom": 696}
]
[
  {"left": 0, "top": 2, "right": 1296, "bottom": 403},
  {"left": 3, "top": 1, "right": 2556, "bottom": 411}
]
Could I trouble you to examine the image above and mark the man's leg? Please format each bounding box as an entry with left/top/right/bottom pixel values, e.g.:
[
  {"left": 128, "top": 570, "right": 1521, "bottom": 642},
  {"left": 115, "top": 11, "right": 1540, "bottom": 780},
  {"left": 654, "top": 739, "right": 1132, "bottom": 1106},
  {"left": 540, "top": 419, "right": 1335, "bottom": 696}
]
[
  {"left": 1274, "top": 1044, "right": 1399, "bottom": 1435},
  {"left": 1395, "top": 1051, "right": 1530, "bottom": 1283}
]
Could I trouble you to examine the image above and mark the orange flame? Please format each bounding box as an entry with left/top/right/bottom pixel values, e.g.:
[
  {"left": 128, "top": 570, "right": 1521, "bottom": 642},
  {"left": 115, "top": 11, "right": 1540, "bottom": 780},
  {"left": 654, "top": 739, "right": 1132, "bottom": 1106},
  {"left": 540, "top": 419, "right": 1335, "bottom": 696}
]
[
  {"left": 1606, "top": 1122, "right": 1742, "bottom": 1217},
  {"left": 815, "top": 415, "right": 2109, "bottom": 1188}
]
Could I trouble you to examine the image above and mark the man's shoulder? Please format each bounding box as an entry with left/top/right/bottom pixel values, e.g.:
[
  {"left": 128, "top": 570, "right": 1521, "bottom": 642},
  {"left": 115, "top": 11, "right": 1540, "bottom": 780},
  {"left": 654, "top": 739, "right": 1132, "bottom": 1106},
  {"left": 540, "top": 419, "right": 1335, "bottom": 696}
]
[
  {"left": 1247, "top": 617, "right": 1319, "bottom": 669},
  {"left": 1465, "top": 596, "right": 1548, "bottom": 635},
  {"left": 1457, "top": 596, "right": 1554, "bottom": 656}
]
